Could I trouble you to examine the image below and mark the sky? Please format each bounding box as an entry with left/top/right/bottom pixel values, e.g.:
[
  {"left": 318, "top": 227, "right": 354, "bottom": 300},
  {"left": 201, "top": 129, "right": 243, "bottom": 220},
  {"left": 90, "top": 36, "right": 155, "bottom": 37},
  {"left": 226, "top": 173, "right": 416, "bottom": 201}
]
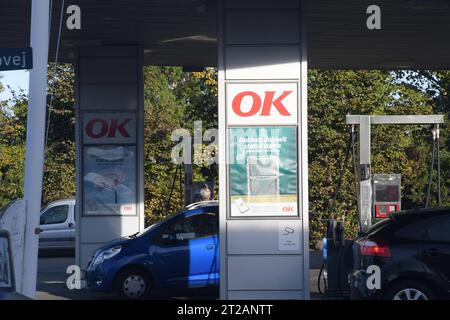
[{"left": 0, "top": 70, "right": 29, "bottom": 102}]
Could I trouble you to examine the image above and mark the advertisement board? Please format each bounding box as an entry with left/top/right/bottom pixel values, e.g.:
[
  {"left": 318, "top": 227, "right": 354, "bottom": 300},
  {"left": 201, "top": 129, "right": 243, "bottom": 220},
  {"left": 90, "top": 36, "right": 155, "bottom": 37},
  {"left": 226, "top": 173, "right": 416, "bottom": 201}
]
[
  {"left": 229, "top": 126, "right": 298, "bottom": 217},
  {"left": 0, "top": 237, "right": 12, "bottom": 289},
  {"left": 83, "top": 145, "right": 136, "bottom": 216}
]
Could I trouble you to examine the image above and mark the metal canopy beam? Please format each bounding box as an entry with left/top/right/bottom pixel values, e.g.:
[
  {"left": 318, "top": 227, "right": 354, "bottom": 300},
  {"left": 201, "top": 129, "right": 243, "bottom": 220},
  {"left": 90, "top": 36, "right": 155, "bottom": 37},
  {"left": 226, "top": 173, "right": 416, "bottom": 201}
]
[{"left": 346, "top": 115, "right": 445, "bottom": 125}]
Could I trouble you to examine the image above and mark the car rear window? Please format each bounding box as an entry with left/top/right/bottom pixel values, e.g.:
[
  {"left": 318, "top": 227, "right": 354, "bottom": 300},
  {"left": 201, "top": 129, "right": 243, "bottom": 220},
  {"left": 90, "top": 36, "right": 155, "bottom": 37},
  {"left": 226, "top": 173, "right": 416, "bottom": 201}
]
[
  {"left": 366, "top": 218, "right": 393, "bottom": 235},
  {"left": 394, "top": 213, "right": 450, "bottom": 240},
  {"left": 395, "top": 219, "right": 428, "bottom": 239},
  {"left": 416, "top": 217, "right": 450, "bottom": 242}
]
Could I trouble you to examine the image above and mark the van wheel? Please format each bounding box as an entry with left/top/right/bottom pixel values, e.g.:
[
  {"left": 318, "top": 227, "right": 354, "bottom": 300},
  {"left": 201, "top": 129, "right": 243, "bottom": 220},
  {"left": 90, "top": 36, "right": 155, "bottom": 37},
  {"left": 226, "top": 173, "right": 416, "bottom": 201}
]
[
  {"left": 384, "top": 280, "right": 436, "bottom": 300},
  {"left": 115, "top": 267, "right": 151, "bottom": 299}
]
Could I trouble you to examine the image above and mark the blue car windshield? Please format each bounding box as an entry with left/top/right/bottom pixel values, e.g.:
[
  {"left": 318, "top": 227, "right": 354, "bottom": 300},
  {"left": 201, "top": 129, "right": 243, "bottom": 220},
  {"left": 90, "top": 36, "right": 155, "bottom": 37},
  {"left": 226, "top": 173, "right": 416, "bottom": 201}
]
[{"left": 130, "top": 209, "right": 183, "bottom": 238}]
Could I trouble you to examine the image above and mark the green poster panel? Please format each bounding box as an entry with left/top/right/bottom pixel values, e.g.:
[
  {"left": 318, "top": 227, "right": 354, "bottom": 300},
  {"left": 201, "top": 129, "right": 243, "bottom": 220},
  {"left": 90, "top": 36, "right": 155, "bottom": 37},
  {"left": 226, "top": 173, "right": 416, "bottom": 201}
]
[{"left": 229, "top": 126, "right": 298, "bottom": 217}]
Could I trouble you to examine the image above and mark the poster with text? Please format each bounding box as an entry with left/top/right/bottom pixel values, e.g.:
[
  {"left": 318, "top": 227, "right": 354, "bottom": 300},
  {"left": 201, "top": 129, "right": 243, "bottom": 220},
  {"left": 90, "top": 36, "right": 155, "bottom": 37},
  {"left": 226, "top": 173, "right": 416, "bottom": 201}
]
[
  {"left": 0, "top": 237, "right": 12, "bottom": 288},
  {"left": 229, "top": 126, "right": 298, "bottom": 217},
  {"left": 83, "top": 145, "right": 136, "bottom": 216}
]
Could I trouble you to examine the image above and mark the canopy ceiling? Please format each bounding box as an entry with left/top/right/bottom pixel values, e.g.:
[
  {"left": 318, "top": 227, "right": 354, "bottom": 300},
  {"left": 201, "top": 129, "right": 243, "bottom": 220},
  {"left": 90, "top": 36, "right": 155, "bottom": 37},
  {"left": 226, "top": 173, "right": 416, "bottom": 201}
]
[{"left": 1, "top": 0, "right": 449, "bottom": 69}]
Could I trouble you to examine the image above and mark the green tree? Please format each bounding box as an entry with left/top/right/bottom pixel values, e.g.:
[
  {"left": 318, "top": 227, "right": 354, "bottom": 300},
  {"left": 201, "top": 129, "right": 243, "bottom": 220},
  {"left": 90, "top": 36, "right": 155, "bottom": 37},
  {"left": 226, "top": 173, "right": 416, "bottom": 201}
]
[
  {"left": 178, "top": 68, "right": 218, "bottom": 191},
  {"left": 394, "top": 71, "right": 450, "bottom": 208},
  {"left": 143, "top": 67, "right": 219, "bottom": 225},
  {"left": 0, "top": 65, "right": 76, "bottom": 208},
  {"left": 143, "top": 66, "right": 186, "bottom": 224},
  {"left": 308, "top": 70, "right": 434, "bottom": 243},
  {"left": 0, "top": 83, "right": 27, "bottom": 207},
  {"left": 41, "top": 64, "right": 76, "bottom": 204}
]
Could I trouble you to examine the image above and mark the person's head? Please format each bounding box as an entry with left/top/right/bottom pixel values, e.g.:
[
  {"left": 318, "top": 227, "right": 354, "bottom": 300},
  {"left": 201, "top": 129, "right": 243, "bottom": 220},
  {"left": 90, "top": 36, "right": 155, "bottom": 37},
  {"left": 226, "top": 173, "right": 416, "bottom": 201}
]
[{"left": 199, "top": 185, "right": 211, "bottom": 201}]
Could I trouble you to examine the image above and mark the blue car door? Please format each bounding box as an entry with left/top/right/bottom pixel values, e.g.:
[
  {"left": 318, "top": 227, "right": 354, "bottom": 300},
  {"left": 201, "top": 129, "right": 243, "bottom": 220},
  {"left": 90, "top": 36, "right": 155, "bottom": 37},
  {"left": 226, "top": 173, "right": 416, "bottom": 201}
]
[
  {"left": 152, "top": 208, "right": 219, "bottom": 288},
  {"left": 187, "top": 231, "right": 219, "bottom": 287}
]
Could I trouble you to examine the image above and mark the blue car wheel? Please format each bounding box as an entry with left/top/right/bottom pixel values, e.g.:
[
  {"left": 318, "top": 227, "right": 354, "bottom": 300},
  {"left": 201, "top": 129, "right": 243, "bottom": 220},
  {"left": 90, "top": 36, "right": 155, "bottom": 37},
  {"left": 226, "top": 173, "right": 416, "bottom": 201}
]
[{"left": 115, "top": 267, "right": 151, "bottom": 299}]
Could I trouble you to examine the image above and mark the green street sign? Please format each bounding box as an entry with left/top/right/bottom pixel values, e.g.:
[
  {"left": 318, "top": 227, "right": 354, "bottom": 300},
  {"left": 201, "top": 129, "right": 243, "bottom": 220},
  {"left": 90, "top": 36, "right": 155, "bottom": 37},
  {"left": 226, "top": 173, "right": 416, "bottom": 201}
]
[{"left": 0, "top": 48, "right": 33, "bottom": 71}]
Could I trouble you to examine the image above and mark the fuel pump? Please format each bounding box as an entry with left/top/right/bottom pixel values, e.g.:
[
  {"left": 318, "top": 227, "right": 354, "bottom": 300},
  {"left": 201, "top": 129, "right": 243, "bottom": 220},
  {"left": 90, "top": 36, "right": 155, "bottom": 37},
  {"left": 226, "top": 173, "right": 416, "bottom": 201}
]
[
  {"left": 321, "top": 219, "right": 353, "bottom": 299},
  {"left": 373, "top": 174, "right": 401, "bottom": 218},
  {"left": 346, "top": 114, "right": 444, "bottom": 232},
  {"left": 320, "top": 114, "right": 444, "bottom": 300}
]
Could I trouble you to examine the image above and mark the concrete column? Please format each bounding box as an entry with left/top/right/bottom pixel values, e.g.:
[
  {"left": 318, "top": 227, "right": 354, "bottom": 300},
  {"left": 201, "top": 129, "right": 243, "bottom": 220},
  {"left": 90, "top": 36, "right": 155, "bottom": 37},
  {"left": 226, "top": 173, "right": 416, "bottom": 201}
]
[{"left": 22, "top": 0, "right": 50, "bottom": 298}]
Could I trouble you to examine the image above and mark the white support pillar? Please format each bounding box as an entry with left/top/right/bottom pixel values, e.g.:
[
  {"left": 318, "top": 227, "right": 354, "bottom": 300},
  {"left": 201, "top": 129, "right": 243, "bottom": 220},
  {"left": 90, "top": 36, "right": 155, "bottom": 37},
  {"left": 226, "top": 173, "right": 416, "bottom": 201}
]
[
  {"left": 75, "top": 46, "right": 145, "bottom": 270},
  {"left": 22, "top": 0, "right": 50, "bottom": 298},
  {"left": 359, "top": 116, "right": 372, "bottom": 232},
  {"left": 218, "top": 0, "right": 308, "bottom": 300}
]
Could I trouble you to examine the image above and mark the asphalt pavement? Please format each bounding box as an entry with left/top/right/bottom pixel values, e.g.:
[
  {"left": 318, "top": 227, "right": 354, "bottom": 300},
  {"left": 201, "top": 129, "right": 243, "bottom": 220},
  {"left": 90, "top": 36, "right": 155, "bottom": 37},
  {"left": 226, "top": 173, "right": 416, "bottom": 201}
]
[{"left": 36, "top": 251, "right": 324, "bottom": 300}]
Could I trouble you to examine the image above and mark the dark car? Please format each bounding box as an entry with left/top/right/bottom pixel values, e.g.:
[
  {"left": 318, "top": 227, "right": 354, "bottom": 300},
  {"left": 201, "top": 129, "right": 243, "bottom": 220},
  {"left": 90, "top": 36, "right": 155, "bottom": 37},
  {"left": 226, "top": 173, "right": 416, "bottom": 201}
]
[{"left": 351, "top": 207, "right": 450, "bottom": 300}]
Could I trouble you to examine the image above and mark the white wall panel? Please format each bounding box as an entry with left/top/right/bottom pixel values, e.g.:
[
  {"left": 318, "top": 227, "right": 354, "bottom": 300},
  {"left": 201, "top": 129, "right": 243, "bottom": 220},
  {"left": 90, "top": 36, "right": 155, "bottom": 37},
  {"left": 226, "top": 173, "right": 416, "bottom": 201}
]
[
  {"left": 79, "top": 84, "right": 138, "bottom": 110},
  {"left": 79, "top": 58, "right": 137, "bottom": 84},
  {"left": 227, "top": 255, "right": 304, "bottom": 290},
  {"left": 227, "top": 220, "right": 302, "bottom": 254},
  {"left": 80, "top": 217, "right": 140, "bottom": 242},
  {"left": 225, "top": 46, "right": 300, "bottom": 80},
  {"left": 225, "top": 11, "right": 299, "bottom": 45}
]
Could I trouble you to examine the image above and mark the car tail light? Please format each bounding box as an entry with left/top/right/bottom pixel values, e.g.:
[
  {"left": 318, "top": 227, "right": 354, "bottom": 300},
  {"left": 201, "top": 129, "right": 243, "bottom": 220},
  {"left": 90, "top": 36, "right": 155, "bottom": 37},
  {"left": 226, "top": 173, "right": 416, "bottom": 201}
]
[{"left": 358, "top": 239, "right": 391, "bottom": 257}]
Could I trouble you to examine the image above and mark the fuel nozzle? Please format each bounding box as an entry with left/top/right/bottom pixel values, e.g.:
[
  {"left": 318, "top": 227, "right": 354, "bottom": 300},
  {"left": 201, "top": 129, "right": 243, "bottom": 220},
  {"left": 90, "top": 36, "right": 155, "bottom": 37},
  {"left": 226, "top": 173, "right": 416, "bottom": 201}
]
[
  {"left": 326, "top": 218, "right": 345, "bottom": 247},
  {"left": 334, "top": 219, "right": 345, "bottom": 247},
  {"left": 326, "top": 219, "right": 335, "bottom": 239}
]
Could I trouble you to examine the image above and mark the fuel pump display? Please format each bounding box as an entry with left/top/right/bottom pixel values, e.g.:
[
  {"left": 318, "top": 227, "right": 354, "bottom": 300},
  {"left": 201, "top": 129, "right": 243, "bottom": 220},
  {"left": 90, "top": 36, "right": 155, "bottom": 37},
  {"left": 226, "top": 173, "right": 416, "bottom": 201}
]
[{"left": 373, "top": 174, "right": 401, "bottom": 219}]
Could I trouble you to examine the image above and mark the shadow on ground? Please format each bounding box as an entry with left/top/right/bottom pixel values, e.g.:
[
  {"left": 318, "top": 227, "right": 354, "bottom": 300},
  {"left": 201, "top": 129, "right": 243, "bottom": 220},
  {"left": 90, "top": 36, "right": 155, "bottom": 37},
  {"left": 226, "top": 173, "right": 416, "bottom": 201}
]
[{"left": 36, "top": 250, "right": 324, "bottom": 300}]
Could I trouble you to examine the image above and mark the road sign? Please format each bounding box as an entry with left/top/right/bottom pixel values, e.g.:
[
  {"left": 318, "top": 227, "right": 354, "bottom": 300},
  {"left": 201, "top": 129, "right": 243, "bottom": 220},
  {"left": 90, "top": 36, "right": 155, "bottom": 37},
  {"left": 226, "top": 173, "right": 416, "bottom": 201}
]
[{"left": 0, "top": 48, "right": 33, "bottom": 71}]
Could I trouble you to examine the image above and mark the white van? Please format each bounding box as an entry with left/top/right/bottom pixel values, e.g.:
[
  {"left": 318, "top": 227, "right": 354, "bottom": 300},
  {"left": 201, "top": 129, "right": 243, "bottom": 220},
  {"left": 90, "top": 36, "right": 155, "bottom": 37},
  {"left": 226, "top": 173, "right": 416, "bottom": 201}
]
[{"left": 39, "top": 199, "right": 75, "bottom": 250}]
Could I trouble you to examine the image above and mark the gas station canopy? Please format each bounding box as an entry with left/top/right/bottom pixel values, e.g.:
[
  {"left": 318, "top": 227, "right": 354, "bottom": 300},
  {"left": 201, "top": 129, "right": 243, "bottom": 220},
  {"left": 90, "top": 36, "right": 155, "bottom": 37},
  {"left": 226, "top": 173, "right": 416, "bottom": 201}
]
[{"left": 1, "top": 0, "right": 450, "bottom": 69}]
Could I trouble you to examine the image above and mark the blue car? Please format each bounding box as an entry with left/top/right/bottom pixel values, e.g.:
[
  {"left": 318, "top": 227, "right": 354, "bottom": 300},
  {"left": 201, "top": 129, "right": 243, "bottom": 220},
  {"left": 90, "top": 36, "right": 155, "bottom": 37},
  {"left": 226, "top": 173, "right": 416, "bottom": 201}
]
[{"left": 86, "top": 201, "right": 219, "bottom": 299}]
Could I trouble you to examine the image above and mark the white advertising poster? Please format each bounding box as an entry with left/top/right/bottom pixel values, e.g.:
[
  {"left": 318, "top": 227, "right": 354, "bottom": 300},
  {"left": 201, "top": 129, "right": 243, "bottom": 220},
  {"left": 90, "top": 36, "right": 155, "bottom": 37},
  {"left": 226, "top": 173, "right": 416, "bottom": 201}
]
[
  {"left": 0, "top": 237, "right": 12, "bottom": 288},
  {"left": 229, "top": 127, "right": 298, "bottom": 217},
  {"left": 83, "top": 145, "right": 136, "bottom": 216},
  {"left": 226, "top": 82, "right": 298, "bottom": 126}
]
